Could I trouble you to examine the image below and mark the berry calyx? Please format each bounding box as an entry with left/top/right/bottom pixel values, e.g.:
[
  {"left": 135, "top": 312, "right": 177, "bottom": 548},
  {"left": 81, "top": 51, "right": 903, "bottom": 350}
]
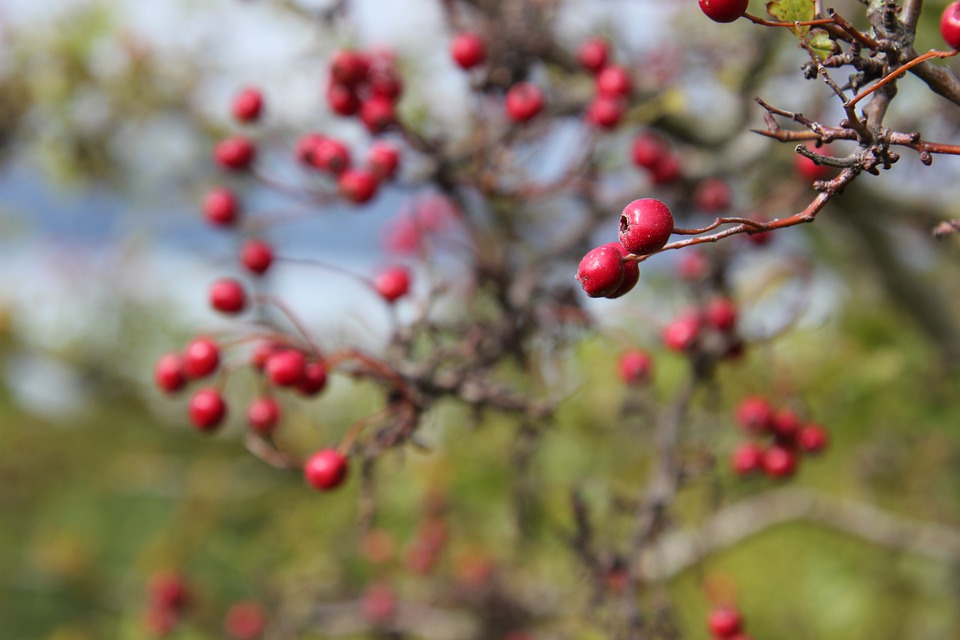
[
  {"left": 338, "top": 168, "right": 379, "bottom": 204},
  {"left": 265, "top": 349, "right": 307, "bottom": 387},
  {"left": 595, "top": 65, "right": 632, "bottom": 98},
  {"left": 304, "top": 449, "right": 349, "bottom": 490},
  {"left": 450, "top": 32, "right": 486, "bottom": 69},
  {"left": 154, "top": 353, "right": 187, "bottom": 394},
  {"left": 183, "top": 337, "right": 220, "bottom": 379},
  {"left": 698, "top": 0, "right": 749, "bottom": 23},
  {"left": 209, "top": 278, "right": 247, "bottom": 315},
  {"left": 189, "top": 388, "right": 227, "bottom": 431},
  {"left": 576, "top": 244, "right": 626, "bottom": 298},
  {"left": 247, "top": 396, "right": 281, "bottom": 435},
  {"left": 241, "top": 239, "right": 274, "bottom": 275},
  {"left": 505, "top": 83, "right": 545, "bottom": 123},
  {"left": 374, "top": 266, "right": 411, "bottom": 302},
  {"left": 618, "top": 198, "right": 675, "bottom": 256},
  {"left": 577, "top": 38, "right": 609, "bottom": 73},
  {"left": 203, "top": 188, "right": 239, "bottom": 227},
  {"left": 731, "top": 442, "right": 764, "bottom": 476},
  {"left": 231, "top": 87, "right": 263, "bottom": 122},
  {"left": 708, "top": 607, "right": 743, "bottom": 637},
  {"left": 618, "top": 350, "right": 652, "bottom": 384},
  {"left": 213, "top": 136, "right": 256, "bottom": 171},
  {"left": 942, "top": 2, "right": 960, "bottom": 50}
]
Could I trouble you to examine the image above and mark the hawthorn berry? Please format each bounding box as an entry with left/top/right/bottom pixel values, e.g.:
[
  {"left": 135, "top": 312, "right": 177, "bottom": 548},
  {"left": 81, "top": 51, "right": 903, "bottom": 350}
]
[
  {"left": 375, "top": 266, "right": 411, "bottom": 302},
  {"left": 942, "top": 2, "right": 960, "bottom": 50},
  {"left": 577, "top": 38, "right": 609, "bottom": 73},
  {"left": 304, "top": 449, "right": 349, "bottom": 490},
  {"left": 698, "top": 0, "right": 749, "bottom": 23},
  {"left": 182, "top": 337, "right": 220, "bottom": 379},
  {"left": 705, "top": 297, "right": 737, "bottom": 332},
  {"left": 362, "top": 582, "right": 398, "bottom": 624},
  {"left": 265, "top": 349, "right": 307, "bottom": 387},
  {"left": 762, "top": 445, "right": 797, "bottom": 478},
  {"left": 367, "top": 142, "right": 400, "bottom": 180},
  {"left": 798, "top": 423, "right": 829, "bottom": 454},
  {"left": 203, "top": 187, "right": 239, "bottom": 227},
  {"left": 631, "top": 132, "right": 669, "bottom": 170},
  {"left": 618, "top": 198, "right": 675, "bottom": 256},
  {"left": 649, "top": 153, "right": 682, "bottom": 184},
  {"left": 505, "top": 82, "right": 545, "bottom": 123},
  {"left": 330, "top": 49, "right": 370, "bottom": 86},
  {"left": 214, "top": 136, "right": 256, "bottom": 171},
  {"left": 663, "top": 313, "right": 701, "bottom": 352},
  {"left": 224, "top": 601, "right": 267, "bottom": 640},
  {"left": 604, "top": 242, "right": 639, "bottom": 298},
  {"left": 247, "top": 396, "right": 281, "bottom": 435},
  {"left": 147, "top": 571, "right": 190, "bottom": 610},
  {"left": 450, "top": 32, "right": 486, "bottom": 69},
  {"left": 295, "top": 132, "right": 326, "bottom": 165},
  {"left": 326, "top": 82, "right": 361, "bottom": 116},
  {"left": 251, "top": 341, "right": 280, "bottom": 371},
  {"left": 189, "top": 388, "right": 227, "bottom": 431},
  {"left": 576, "top": 244, "right": 625, "bottom": 298},
  {"left": 360, "top": 95, "right": 397, "bottom": 134},
  {"left": 312, "top": 138, "right": 351, "bottom": 174},
  {"left": 771, "top": 408, "right": 801, "bottom": 439},
  {"left": 708, "top": 607, "right": 743, "bottom": 637},
  {"left": 618, "top": 350, "right": 652, "bottom": 384},
  {"left": 735, "top": 396, "right": 773, "bottom": 433},
  {"left": 231, "top": 87, "right": 263, "bottom": 122},
  {"left": 154, "top": 353, "right": 187, "bottom": 394},
  {"left": 595, "top": 65, "right": 631, "bottom": 98},
  {"left": 731, "top": 442, "right": 764, "bottom": 476},
  {"left": 585, "top": 96, "right": 625, "bottom": 129},
  {"left": 209, "top": 278, "right": 247, "bottom": 314},
  {"left": 338, "top": 168, "right": 379, "bottom": 204},
  {"left": 297, "top": 361, "right": 329, "bottom": 396},
  {"left": 693, "top": 177, "right": 732, "bottom": 213},
  {"left": 241, "top": 239, "right": 274, "bottom": 275},
  {"left": 369, "top": 64, "right": 404, "bottom": 101}
]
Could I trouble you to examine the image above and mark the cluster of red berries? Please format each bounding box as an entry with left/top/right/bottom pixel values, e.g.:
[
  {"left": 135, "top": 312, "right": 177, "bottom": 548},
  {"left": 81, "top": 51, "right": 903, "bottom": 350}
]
[
  {"left": 662, "top": 296, "right": 741, "bottom": 356},
  {"left": 708, "top": 606, "right": 751, "bottom": 640},
  {"left": 631, "top": 130, "right": 682, "bottom": 186},
  {"left": 618, "top": 349, "right": 653, "bottom": 385},
  {"left": 576, "top": 38, "right": 633, "bottom": 130},
  {"left": 730, "top": 396, "right": 829, "bottom": 479},
  {"left": 325, "top": 48, "right": 403, "bottom": 134},
  {"left": 142, "top": 571, "right": 190, "bottom": 636}
]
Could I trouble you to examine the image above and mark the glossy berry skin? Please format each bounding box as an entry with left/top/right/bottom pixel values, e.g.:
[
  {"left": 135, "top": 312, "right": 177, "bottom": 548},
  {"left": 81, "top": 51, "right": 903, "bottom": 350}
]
[
  {"left": 203, "top": 188, "right": 239, "bottom": 226},
  {"left": 693, "top": 177, "right": 732, "bottom": 213},
  {"left": 241, "top": 239, "right": 274, "bottom": 275},
  {"left": 224, "top": 601, "right": 267, "bottom": 640},
  {"left": 762, "top": 446, "right": 797, "bottom": 478},
  {"left": 338, "top": 169, "right": 379, "bottom": 204},
  {"left": 735, "top": 396, "right": 773, "bottom": 433},
  {"left": 304, "top": 449, "right": 349, "bottom": 490},
  {"left": 505, "top": 83, "right": 545, "bottom": 123},
  {"left": 326, "top": 82, "right": 361, "bottom": 116},
  {"left": 576, "top": 244, "right": 625, "bottom": 298},
  {"left": 231, "top": 87, "right": 263, "bottom": 122},
  {"left": 577, "top": 38, "right": 609, "bottom": 73},
  {"left": 585, "top": 96, "right": 625, "bottom": 129},
  {"left": 183, "top": 337, "right": 220, "bottom": 379},
  {"left": 618, "top": 198, "right": 674, "bottom": 256},
  {"left": 731, "top": 442, "right": 764, "bottom": 476},
  {"left": 708, "top": 607, "right": 743, "bottom": 637},
  {"left": 663, "top": 314, "right": 701, "bottom": 352},
  {"left": 942, "top": 2, "right": 960, "bottom": 50},
  {"left": 604, "top": 242, "right": 639, "bottom": 298},
  {"left": 247, "top": 397, "right": 281, "bottom": 435},
  {"left": 297, "top": 362, "right": 329, "bottom": 396},
  {"left": 595, "top": 65, "right": 632, "bottom": 98},
  {"left": 214, "top": 136, "right": 256, "bottom": 171},
  {"left": 705, "top": 297, "right": 737, "bottom": 332},
  {"left": 450, "top": 32, "right": 486, "bottom": 69},
  {"left": 699, "top": 0, "right": 749, "bottom": 23},
  {"left": 798, "top": 424, "right": 829, "bottom": 454},
  {"left": 360, "top": 95, "right": 397, "bottom": 134},
  {"left": 367, "top": 142, "right": 400, "bottom": 180},
  {"left": 312, "top": 138, "right": 351, "bottom": 174},
  {"left": 154, "top": 353, "right": 187, "bottom": 394},
  {"left": 330, "top": 49, "right": 370, "bottom": 86},
  {"left": 375, "top": 266, "right": 411, "bottom": 302},
  {"left": 209, "top": 278, "right": 247, "bottom": 314},
  {"left": 189, "top": 388, "right": 227, "bottom": 432},
  {"left": 618, "top": 350, "right": 652, "bottom": 385},
  {"left": 265, "top": 349, "right": 307, "bottom": 387}
]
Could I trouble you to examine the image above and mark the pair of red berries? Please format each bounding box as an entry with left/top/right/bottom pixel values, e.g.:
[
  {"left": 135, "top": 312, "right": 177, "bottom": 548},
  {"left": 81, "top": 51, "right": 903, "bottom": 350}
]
[{"left": 631, "top": 131, "right": 682, "bottom": 185}]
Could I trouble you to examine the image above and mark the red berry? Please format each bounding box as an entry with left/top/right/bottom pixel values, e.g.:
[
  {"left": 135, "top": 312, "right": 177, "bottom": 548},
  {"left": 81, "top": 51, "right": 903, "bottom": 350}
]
[
  {"left": 576, "top": 244, "right": 625, "bottom": 298},
  {"left": 189, "top": 388, "right": 227, "bottom": 431},
  {"left": 312, "top": 138, "right": 351, "bottom": 174},
  {"left": 577, "top": 38, "right": 609, "bottom": 73},
  {"left": 154, "top": 353, "right": 187, "bottom": 394},
  {"left": 203, "top": 188, "right": 239, "bottom": 226},
  {"left": 214, "top": 136, "right": 256, "bottom": 171},
  {"left": 663, "top": 313, "right": 701, "bottom": 352},
  {"left": 693, "top": 177, "right": 732, "bottom": 213},
  {"left": 698, "top": 0, "right": 749, "bottom": 23},
  {"left": 265, "top": 349, "right": 307, "bottom": 387},
  {"left": 338, "top": 168, "right": 379, "bottom": 204},
  {"left": 369, "top": 64, "right": 404, "bottom": 101},
  {"left": 247, "top": 396, "right": 281, "bottom": 435},
  {"left": 604, "top": 242, "right": 639, "bottom": 298},
  {"left": 735, "top": 396, "right": 773, "bottom": 433},
  {"left": 297, "top": 361, "right": 329, "bottom": 396},
  {"left": 367, "top": 142, "right": 400, "bottom": 180},
  {"left": 251, "top": 341, "right": 280, "bottom": 371},
  {"left": 708, "top": 607, "right": 743, "bottom": 637},
  {"left": 942, "top": 2, "right": 960, "bottom": 49},
  {"left": 795, "top": 145, "right": 833, "bottom": 182},
  {"left": 798, "top": 423, "right": 829, "bottom": 454},
  {"left": 649, "top": 153, "right": 682, "bottom": 184},
  {"left": 362, "top": 582, "right": 397, "bottom": 624},
  {"left": 330, "top": 49, "right": 370, "bottom": 86},
  {"left": 705, "top": 297, "right": 737, "bottom": 332},
  {"left": 585, "top": 96, "right": 625, "bottom": 129},
  {"left": 241, "top": 239, "right": 274, "bottom": 275},
  {"left": 505, "top": 82, "right": 545, "bottom": 123},
  {"left": 618, "top": 350, "right": 652, "bottom": 384},
  {"left": 224, "top": 601, "right": 267, "bottom": 640},
  {"left": 209, "top": 278, "right": 247, "bottom": 314},
  {"left": 618, "top": 198, "right": 674, "bottom": 256},
  {"left": 360, "top": 95, "right": 397, "bottom": 134},
  {"left": 295, "top": 132, "right": 326, "bottom": 166},
  {"left": 326, "top": 82, "right": 361, "bottom": 116},
  {"left": 304, "top": 449, "right": 349, "bottom": 490},
  {"left": 771, "top": 408, "right": 801, "bottom": 439},
  {"left": 147, "top": 571, "right": 190, "bottom": 610},
  {"left": 762, "top": 446, "right": 797, "bottom": 478},
  {"left": 183, "top": 337, "right": 220, "bottom": 379},
  {"left": 631, "top": 132, "right": 669, "bottom": 170},
  {"left": 231, "top": 87, "right": 263, "bottom": 122},
  {"left": 450, "top": 32, "right": 486, "bottom": 70},
  {"left": 374, "top": 266, "right": 411, "bottom": 302},
  {"left": 596, "top": 65, "right": 632, "bottom": 98},
  {"left": 731, "top": 442, "right": 764, "bottom": 476}
]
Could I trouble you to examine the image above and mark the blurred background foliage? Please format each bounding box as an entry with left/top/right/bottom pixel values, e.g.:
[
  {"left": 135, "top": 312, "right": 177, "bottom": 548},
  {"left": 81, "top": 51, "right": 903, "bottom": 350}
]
[{"left": 3, "top": 1, "right": 960, "bottom": 639}]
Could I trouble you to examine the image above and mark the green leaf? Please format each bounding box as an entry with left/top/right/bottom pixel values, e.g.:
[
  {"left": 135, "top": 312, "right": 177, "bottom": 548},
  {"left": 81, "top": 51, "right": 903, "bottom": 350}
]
[
  {"left": 806, "top": 30, "right": 837, "bottom": 60},
  {"left": 766, "top": 0, "right": 815, "bottom": 36}
]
